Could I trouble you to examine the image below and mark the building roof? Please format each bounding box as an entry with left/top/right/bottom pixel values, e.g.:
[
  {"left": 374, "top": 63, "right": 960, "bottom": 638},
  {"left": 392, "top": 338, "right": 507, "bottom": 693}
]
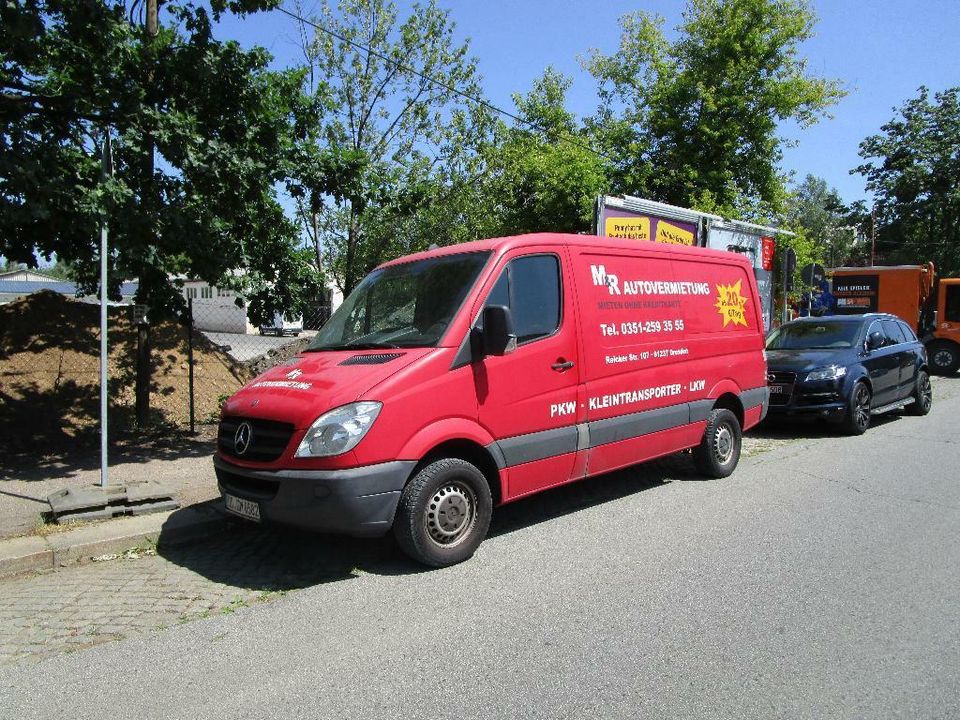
[
  {"left": 0, "top": 279, "right": 139, "bottom": 297},
  {"left": 0, "top": 268, "right": 62, "bottom": 282}
]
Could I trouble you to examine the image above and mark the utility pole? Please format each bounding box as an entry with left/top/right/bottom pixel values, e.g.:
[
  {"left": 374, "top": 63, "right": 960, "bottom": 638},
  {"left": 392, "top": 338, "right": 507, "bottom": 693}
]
[
  {"left": 871, "top": 206, "right": 876, "bottom": 266},
  {"left": 99, "top": 133, "right": 113, "bottom": 488}
]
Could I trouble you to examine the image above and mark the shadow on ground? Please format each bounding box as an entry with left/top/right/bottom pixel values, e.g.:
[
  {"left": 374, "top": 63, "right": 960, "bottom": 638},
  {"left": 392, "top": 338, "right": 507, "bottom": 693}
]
[
  {"left": 749, "top": 412, "right": 904, "bottom": 440},
  {"left": 1, "top": 432, "right": 217, "bottom": 481},
  {"left": 157, "top": 453, "right": 696, "bottom": 590}
]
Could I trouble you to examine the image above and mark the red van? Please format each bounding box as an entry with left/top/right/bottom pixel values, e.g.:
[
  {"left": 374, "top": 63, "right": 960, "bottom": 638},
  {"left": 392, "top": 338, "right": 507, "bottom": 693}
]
[{"left": 215, "top": 233, "right": 768, "bottom": 566}]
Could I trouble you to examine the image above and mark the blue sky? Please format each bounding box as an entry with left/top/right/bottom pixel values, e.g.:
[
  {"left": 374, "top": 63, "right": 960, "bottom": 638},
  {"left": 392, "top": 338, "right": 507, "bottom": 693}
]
[{"left": 219, "top": 0, "right": 960, "bottom": 206}]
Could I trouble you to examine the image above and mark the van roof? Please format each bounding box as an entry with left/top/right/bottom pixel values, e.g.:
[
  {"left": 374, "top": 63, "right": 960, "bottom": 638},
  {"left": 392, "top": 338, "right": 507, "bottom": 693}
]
[{"left": 379, "top": 233, "right": 755, "bottom": 269}]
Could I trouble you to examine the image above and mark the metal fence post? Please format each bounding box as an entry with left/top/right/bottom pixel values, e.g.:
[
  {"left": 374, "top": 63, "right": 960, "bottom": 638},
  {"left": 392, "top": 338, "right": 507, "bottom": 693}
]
[
  {"left": 136, "top": 321, "right": 150, "bottom": 427},
  {"left": 188, "top": 297, "right": 195, "bottom": 434}
]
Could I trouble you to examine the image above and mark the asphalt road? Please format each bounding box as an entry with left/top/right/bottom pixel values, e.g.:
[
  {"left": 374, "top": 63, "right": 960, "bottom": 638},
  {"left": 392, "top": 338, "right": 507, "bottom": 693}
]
[{"left": 2, "top": 380, "right": 959, "bottom": 719}]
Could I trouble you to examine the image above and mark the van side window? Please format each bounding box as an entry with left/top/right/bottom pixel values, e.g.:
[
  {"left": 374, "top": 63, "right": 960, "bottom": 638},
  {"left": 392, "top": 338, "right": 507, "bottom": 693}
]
[{"left": 484, "top": 255, "right": 561, "bottom": 344}]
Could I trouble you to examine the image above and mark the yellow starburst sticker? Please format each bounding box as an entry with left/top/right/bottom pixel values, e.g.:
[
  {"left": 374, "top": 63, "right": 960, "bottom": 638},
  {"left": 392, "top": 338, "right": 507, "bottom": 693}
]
[{"left": 715, "top": 280, "right": 750, "bottom": 327}]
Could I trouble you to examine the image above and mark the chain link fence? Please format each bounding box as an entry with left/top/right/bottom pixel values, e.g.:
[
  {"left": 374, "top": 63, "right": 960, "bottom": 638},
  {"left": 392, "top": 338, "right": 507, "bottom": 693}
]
[{"left": 0, "top": 289, "right": 331, "bottom": 464}]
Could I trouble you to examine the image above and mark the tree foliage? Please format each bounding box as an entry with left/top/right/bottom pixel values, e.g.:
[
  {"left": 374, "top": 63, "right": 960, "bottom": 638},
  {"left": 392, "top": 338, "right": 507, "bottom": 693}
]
[
  {"left": 854, "top": 86, "right": 960, "bottom": 275},
  {"left": 484, "top": 68, "right": 609, "bottom": 235},
  {"left": 785, "top": 174, "right": 863, "bottom": 268},
  {"left": 0, "top": 0, "right": 323, "bottom": 321},
  {"left": 584, "top": 0, "right": 844, "bottom": 218},
  {"left": 296, "top": 0, "right": 494, "bottom": 295}
]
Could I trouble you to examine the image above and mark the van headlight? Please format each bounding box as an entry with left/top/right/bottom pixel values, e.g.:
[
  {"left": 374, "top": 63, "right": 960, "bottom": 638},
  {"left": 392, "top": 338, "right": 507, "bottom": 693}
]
[
  {"left": 295, "top": 402, "right": 382, "bottom": 457},
  {"left": 805, "top": 365, "right": 847, "bottom": 382}
]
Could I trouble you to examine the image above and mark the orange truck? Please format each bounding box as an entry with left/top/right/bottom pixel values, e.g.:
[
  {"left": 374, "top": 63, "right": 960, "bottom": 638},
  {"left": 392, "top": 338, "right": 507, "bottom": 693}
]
[{"left": 830, "top": 263, "right": 960, "bottom": 374}]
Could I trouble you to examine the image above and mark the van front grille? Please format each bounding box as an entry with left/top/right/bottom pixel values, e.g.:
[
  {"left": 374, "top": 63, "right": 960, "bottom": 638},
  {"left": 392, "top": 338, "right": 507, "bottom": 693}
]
[{"left": 218, "top": 416, "right": 295, "bottom": 462}]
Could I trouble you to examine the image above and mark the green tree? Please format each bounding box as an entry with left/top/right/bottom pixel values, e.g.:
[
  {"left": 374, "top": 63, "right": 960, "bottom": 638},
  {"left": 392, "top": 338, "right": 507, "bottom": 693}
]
[
  {"left": 0, "top": 0, "right": 323, "bottom": 321},
  {"left": 853, "top": 86, "right": 960, "bottom": 275},
  {"left": 786, "top": 174, "right": 862, "bottom": 268},
  {"left": 296, "top": 0, "right": 494, "bottom": 295},
  {"left": 584, "top": 0, "right": 844, "bottom": 218},
  {"left": 485, "top": 67, "right": 609, "bottom": 235}
]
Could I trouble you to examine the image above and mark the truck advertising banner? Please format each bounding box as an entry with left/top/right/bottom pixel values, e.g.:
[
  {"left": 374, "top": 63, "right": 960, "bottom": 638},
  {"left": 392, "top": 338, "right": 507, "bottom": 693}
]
[
  {"left": 576, "top": 251, "right": 758, "bottom": 395},
  {"left": 833, "top": 275, "right": 879, "bottom": 313},
  {"left": 600, "top": 207, "right": 698, "bottom": 246}
]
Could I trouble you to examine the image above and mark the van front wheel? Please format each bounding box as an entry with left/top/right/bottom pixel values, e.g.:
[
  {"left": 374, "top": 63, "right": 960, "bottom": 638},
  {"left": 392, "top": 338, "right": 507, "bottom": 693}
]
[
  {"left": 693, "top": 409, "right": 742, "bottom": 479},
  {"left": 393, "top": 458, "right": 493, "bottom": 567}
]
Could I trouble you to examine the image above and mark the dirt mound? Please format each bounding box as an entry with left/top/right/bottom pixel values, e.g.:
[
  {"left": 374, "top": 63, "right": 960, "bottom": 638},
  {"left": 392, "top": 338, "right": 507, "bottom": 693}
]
[{"left": 0, "top": 291, "right": 246, "bottom": 460}]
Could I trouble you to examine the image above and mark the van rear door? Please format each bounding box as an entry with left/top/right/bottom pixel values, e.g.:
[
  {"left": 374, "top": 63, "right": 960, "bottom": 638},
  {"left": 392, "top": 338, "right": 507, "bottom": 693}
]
[{"left": 475, "top": 248, "right": 582, "bottom": 500}]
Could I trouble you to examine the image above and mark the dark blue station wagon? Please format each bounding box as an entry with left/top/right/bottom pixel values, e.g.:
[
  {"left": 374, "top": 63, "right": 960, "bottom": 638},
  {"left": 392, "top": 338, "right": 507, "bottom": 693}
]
[{"left": 765, "top": 314, "right": 932, "bottom": 435}]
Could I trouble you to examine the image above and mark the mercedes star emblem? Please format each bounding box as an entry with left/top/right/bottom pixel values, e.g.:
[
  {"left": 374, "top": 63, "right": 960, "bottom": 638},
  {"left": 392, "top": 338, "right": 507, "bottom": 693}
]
[{"left": 234, "top": 421, "right": 253, "bottom": 455}]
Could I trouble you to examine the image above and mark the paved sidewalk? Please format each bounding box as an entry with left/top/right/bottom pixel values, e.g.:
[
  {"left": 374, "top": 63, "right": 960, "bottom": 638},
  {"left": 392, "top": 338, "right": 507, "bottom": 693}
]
[
  {"left": 0, "top": 434, "right": 220, "bottom": 540},
  {"left": 0, "top": 521, "right": 387, "bottom": 664}
]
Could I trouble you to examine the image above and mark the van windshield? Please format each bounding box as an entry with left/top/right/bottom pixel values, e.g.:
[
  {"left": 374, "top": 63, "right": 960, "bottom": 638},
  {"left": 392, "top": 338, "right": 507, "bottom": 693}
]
[
  {"left": 766, "top": 321, "right": 861, "bottom": 350},
  {"left": 307, "top": 252, "right": 490, "bottom": 351}
]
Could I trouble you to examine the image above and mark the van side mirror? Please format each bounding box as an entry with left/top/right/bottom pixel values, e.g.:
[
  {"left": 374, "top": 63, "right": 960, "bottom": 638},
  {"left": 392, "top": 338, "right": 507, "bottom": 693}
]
[
  {"left": 481, "top": 305, "right": 517, "bottom": 357},
  {"left": 866, "top": 331, "right": 884, "bottom": 351}
]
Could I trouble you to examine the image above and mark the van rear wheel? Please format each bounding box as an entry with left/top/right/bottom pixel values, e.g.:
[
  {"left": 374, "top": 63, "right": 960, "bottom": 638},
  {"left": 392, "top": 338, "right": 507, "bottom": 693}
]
[
  {"left": 693, "top": 409, "right": 741, "bottom": 479},
  {"left": 393, "top": 458, "right": 492, "bottom": 567}
]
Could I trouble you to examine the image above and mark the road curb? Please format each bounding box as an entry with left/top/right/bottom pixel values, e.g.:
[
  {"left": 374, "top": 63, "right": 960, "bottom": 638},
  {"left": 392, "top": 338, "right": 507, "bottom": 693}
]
[{"left": 0, "top": 500, "right": 230, "bottom": 580}]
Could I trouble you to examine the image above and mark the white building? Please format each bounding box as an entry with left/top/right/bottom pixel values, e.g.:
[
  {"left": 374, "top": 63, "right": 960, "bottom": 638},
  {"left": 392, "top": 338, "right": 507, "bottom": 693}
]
[{"left": 179, "top": 278, "right": 342, "bottom": 335}]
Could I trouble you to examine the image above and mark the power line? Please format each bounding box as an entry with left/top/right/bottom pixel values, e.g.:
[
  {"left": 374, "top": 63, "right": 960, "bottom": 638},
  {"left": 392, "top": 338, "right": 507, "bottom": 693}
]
[{"left": 274, "top": 5, "right": 614, "bottom": 162}]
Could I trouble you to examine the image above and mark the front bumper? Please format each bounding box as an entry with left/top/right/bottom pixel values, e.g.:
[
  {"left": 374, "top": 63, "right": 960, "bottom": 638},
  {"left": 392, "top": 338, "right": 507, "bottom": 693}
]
[
  {"left": 765, "top": 399, "right": 846, "bottom": 417},
  {"left": 214, "top": 456, "right": 416, "bottom": 537}
]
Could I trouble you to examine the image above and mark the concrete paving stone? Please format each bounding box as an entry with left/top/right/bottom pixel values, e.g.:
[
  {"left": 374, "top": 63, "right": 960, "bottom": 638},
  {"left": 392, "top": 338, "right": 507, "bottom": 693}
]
[{"left": 0, "top": 519, "right": 353, "bottom": 664}]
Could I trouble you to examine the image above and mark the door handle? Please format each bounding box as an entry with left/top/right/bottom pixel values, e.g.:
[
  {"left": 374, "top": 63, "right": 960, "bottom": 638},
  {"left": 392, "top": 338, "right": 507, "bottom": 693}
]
[{"left": 551, "top": 359, "right": 575, "bottom": 372}]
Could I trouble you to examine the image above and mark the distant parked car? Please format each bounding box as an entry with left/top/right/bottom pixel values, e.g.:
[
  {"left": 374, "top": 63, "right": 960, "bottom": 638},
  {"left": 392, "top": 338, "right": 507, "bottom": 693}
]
[
  {"left": 258, "top": 312, "right": 303, "bottom": 337},
  {"left": 765, "top": 314, "right": 932, "bottom": 435}
]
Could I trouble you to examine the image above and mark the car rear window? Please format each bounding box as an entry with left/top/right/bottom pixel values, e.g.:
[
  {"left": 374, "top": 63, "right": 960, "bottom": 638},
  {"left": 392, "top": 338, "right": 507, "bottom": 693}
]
[{"left": 897, "top": 321, "right": 918, "bottom": 342}]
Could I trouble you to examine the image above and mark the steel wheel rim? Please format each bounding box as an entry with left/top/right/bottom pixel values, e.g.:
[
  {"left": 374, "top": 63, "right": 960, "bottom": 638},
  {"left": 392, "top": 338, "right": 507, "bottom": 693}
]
[
  {"left": 919, "top": 375, "right": 932, "bottom": 410},
  {"left": 933, "top": 349, "right": 953, "bottom": 368},
  {"left": 714, "top": 423, "right": 735, "bottom": 465},
  {"left": 424, "top": 482, "right": 476, "bottom": 547},
  {"left": 854, "top": 386, "right": 871, "bottom": 428}
]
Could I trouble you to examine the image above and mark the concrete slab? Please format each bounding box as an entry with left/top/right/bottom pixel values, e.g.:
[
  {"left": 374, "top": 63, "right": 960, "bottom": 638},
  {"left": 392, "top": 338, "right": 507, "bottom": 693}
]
[{"left": 47, "top": 481, "right": 179, "bottom": 523}]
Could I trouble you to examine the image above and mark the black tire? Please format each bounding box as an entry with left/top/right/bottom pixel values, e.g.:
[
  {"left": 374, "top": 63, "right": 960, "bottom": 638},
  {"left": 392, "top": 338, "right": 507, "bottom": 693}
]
[
  {"left": 843, "top": 381, "right": 872, "bottom": 435},
  {"left": 393, "top": 458, "right": 493, "bottom": 567},
  {"left": 907, "top": 370, "right": 933, "bottom": 416},
  {"left": 927, "top": 341, "right": 960, "bottom": 375},
  {"left": 693, "top": 408, "right": 742, "bottom": 478}
]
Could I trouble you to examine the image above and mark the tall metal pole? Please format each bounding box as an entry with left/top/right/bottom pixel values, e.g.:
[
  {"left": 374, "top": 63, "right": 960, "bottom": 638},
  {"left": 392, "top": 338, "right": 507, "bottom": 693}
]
[
  {"left": 188, "top": 297, "right": 195, "bottom": 434},
  {"left": 871, "top": 206, "right": 876, "bottom": 266},
  {"left": 99, "top": 133, "right": 113, "bottom": 488}
]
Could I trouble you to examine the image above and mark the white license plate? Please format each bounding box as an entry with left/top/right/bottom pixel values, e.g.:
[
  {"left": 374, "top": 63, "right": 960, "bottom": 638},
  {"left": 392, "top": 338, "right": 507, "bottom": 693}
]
[
  {"left": 769, "top": 384, "right": 787, "bottom": 394},
  {"left": 224, "top": 493, "right": 261, "bottom": 522}
]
